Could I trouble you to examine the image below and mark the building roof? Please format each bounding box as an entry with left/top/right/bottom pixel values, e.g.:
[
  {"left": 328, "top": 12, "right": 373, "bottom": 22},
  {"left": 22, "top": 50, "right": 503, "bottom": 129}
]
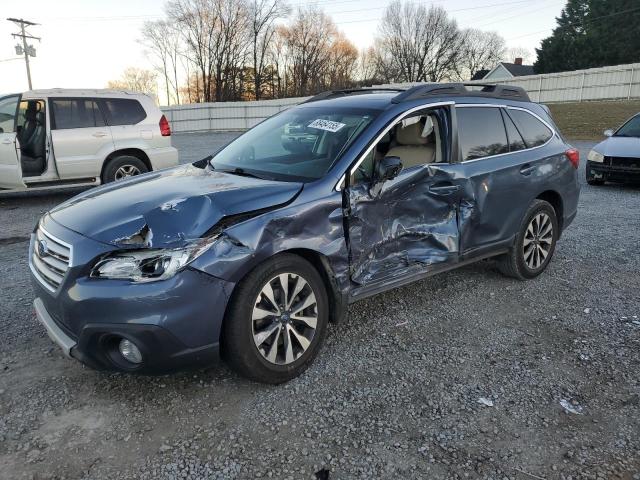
[
  {"left": 500, "top": 62, "right": 535, "bottom": 77},
  {"left": 471, "top": 69, "right": 490, "bottom": 81}
]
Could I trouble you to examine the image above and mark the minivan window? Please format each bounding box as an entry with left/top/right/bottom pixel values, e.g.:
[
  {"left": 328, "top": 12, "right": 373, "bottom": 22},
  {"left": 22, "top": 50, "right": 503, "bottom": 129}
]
[
  {"left": 507, "top": 109, "right": 553, "bottom": 148},
  {"left": 501, "top": 109, "right": 527, "bottom": 152},
  {"left": 457, "top": 107, "right": 509, "bottom": 161},
  {"left": 102, "top": 99, "right": 146, "bottom": 126},
  {"left": 51, "top": 99, "right": 105, "bottom": 129},
  {"left": 0, "top": 95, "right": 20, "bottom": 133},
  {"left": 211, "top": 106, "right": 379, "bottom": 182}
]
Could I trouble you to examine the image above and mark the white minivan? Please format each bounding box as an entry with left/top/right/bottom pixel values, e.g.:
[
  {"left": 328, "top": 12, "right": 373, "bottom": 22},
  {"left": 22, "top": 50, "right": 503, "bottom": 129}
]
[{"left": 0, "top": 89, "right": 179, "bottom": 191}]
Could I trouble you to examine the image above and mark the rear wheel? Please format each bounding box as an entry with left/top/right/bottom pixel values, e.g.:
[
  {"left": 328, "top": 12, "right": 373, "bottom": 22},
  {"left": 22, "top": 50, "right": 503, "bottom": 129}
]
[
  {"left": 222, "top": 254, "right": 329, "bottom": 384},
  {"left": 102, "top": 155, "right": 148, "bottom": 183},
  {"left": 497, "top": 199, "right": 558, "bottom": 280}
]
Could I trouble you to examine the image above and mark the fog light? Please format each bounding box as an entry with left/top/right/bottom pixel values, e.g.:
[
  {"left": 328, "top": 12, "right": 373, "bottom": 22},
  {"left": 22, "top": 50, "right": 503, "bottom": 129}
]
[{"left": 118, "top": 339, "right": 143, "bottom": 364}]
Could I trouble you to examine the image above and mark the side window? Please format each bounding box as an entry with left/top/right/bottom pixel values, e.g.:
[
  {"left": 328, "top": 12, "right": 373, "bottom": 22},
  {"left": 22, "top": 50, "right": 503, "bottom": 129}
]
[
  {"left": 457, "top": 107, "right": 509, "bottom": 161},
  {"left": 0, "top": 95, "right": 20, "bottom": 133},
  {"left": 501, "top": 109, "right": 526, "bottom": 152},
  {"left": 350, "top": 110, "right": 444, "bottom": 185},
  {"left": 507, "top": 109, "right": 553, "bottom": 148},
  {"left": 51, "top": 99, "right": 105, "bottom": 129},
  {"left": 102, "top": 99, "right": 146, "bottom": 126}
]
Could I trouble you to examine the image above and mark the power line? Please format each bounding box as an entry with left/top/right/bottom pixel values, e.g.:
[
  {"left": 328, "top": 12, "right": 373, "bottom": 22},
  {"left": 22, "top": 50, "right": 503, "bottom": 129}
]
[{"left": 7, "top": 18, "right": 40, "bottom": 90}]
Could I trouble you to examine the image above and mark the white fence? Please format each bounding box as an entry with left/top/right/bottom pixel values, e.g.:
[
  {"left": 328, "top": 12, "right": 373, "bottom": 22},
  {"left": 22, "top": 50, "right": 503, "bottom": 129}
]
[
  {"left": 162, "top": 96, "right": 308, "bottom": 133},
  {"left": 162, "top": 62, "right": 640, "bottom": 133},
  {"left": 375, "top": 62, "right": 640, "bottom": 104}
]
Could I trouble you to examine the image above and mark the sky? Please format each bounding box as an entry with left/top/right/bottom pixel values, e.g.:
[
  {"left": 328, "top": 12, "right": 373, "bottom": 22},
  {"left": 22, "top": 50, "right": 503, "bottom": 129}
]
[{"left": 0, "top": 0, "right": 567, "bottom": 98}]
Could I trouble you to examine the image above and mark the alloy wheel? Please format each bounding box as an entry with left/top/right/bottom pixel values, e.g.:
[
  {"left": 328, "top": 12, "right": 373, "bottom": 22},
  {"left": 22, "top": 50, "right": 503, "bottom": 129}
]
[
  {"left": 114, "top": 165, "right": 142, "bottom": 180},
  {"left": 251, "top": 273, "right": 318, "bottom": 365},
  {"left": 523, "top": 212, "right": 553, "bottom": 270}
]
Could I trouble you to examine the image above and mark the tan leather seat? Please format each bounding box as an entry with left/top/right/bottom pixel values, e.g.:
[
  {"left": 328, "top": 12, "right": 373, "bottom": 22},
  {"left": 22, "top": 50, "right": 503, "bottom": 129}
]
[{"left": 386, "top": 121, "right": 435, "bottom": 168}]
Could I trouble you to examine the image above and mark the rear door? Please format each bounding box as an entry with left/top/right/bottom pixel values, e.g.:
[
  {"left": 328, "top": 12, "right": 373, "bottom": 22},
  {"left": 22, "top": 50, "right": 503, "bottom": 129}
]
[
  {"left": 0, "top": 94, "right": 25, "bottom": 189},
  {"left": 455, "top": 105, "right": 553, "bottom": 256},
  {"left": 50, "top": 98, "right": 114, "bottom": 179}
]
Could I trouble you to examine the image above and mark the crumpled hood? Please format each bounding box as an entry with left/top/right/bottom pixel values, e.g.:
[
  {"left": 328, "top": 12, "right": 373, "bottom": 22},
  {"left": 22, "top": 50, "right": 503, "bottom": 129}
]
[
  {"left": 593, "top": 136, "right": 640, "bottom": 157},
  {"left": 49, "top": 164, "right": 302, "bottom": 248}
]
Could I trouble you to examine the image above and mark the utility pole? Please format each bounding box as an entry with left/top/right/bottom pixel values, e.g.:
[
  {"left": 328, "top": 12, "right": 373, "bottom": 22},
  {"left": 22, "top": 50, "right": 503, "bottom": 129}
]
[{"left": 7, "top": 18, "right": 40, "bottom": 90}]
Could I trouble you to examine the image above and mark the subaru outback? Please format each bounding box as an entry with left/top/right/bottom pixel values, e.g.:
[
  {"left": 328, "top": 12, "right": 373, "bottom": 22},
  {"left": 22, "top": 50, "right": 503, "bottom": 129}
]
[{"left": 30, "top": 84, "right": 580, "bottom": 383}]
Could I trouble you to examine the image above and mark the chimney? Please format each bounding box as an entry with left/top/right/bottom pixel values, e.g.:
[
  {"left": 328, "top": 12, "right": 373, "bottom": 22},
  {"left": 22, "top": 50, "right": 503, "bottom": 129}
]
[{"left": 514, "top": 57, "right": 523, "bottom": 65}]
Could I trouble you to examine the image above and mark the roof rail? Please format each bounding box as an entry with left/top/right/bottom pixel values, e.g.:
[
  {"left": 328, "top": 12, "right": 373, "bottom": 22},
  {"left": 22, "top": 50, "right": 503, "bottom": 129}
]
[
  {"left": 391, "top": 83, "right": 530, "bottom": 103},
  {"left": 303, "top": 88, "right": 406, "bottom": 104}
]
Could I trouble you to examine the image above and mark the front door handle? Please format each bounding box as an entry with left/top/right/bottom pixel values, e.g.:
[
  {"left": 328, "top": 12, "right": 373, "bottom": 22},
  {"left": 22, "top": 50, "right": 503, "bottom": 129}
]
[
  {"left": 92, "top": 132, "right": 108, "bottom": 138},
  {"left": 1, "top": 138, "right": 13, "bottom": 145},
  {"left": 429, "top": 183, "right": 460, "bottom": 196},
  {"left": 520, "top": 164, "right": 536, "bottom": 176}
]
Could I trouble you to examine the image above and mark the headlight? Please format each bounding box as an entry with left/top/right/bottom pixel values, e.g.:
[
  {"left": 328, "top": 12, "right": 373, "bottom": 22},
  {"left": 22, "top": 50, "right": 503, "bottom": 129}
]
[
  {"left": 587, "top": 150, "right": 604, "bottom": 163},
  {"left": 91, "top": 239, "right": 213, "bottom": 283}
]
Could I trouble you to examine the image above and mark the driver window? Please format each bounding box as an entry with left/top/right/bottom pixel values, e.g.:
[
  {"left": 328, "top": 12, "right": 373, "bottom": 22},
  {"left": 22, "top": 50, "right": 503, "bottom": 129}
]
[{"left": 351, "top": 109, "right": 444, "bottom": 185}]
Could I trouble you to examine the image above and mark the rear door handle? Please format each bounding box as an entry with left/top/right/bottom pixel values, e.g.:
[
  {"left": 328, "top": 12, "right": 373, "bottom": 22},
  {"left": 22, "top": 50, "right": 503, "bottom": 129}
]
[
  {"left": 92, "top": 132, "right": 108, "bottom": 138},
  {"left": 1, "top": 138, "right": 13, "bottom": 145},
  {"left": 429, "top": 184, "right": 460, "bottom": 196},
  {"left": 520, "top": 164, "right": 535, "bottom": 176}
]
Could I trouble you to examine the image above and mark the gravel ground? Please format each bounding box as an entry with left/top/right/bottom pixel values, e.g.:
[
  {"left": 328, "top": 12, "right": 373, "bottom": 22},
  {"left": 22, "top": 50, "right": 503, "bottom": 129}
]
[{"left": 0, "top": 135, "right": 639, "bottom": 480}]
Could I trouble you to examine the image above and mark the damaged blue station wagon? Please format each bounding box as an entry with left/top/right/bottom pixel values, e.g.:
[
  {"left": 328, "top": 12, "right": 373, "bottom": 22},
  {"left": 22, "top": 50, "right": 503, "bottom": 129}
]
[{"left": 30, "top": 84, "right": 580, "bottom": 383}]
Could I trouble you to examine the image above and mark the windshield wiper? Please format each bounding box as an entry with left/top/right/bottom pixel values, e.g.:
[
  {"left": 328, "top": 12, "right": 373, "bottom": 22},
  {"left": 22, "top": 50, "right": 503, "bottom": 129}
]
[{"left": 214, "top": 166, "right": 266, "bottom": 180}]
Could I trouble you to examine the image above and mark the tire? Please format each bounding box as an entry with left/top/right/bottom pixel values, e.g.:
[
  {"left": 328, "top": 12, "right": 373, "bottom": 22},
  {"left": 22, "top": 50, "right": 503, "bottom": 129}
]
[
  {"left": 497, "top": 199, "right": 559, "bottom": 280},
  {"left": 222, "top": 253, "right": 329, "bottom": 384},
  {"left": 102, "top": 155, "right": 149, "bottom": 183}
]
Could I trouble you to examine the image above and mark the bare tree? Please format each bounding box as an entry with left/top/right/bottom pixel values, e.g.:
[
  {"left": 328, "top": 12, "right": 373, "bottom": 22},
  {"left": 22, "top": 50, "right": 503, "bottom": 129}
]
[
  {"left": 280, "top": 7, "right": 339, "bottom": 96},
  {"left": 456, "top": 29, "right": 506, "bottom": 80},
  {"left": 167, "top": 0, "right": 220, "bottom": 102},
  {"left": 374, "top": 2, "right": 464, "bottom": 83},
  {"left": 504, "top": 46, "right": 535, "bottom": 64},
  {"left": 107, "top": 67, "right": 158, "bottom": 97},
  {"left": 141, "top": 20, "right": 183, "bottom": 105},
  {"left": 248, "top": 0, "right": 289, "bottom": 100}
]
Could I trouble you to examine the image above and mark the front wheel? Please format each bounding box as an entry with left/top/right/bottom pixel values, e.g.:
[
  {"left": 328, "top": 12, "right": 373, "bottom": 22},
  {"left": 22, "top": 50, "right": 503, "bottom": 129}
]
[
  {"left": 497, "top": 199, "right": 559, "bottom": 280},
  {"left": 222, "top": 254, "right": 329, "bottom": 384}
]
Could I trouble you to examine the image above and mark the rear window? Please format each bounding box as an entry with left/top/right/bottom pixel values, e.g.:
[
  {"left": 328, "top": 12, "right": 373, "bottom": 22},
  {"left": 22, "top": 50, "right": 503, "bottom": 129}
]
[
  {"left": 102, "top": 98, "right": 146, "bottom": 126},
  {"left": 457, "top": 107, "right": 509, "bottom": 161},
  {"left": 501, "top": 109, "right": 527, "bottom": 152},
  {"left": 51, "top": 99, "right": 105, "bottom": 129},
  {"left": 507, "top": 109, "right": 553, "bottom": 148}
]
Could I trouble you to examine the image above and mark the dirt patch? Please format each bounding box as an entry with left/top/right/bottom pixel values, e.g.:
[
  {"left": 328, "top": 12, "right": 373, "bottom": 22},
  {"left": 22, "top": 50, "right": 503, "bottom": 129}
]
[{"left": 547, "top": 100, "right": 640, "bottom": 140}]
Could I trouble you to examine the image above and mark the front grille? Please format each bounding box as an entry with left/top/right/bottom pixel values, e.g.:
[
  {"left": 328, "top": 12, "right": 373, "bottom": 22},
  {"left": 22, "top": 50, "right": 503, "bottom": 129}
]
[
  {"left": 606, "top": 156, "right": 640, "bottom": 169},
  {"left": 31, "top": 227, "right": 72, "bottom": 292}
]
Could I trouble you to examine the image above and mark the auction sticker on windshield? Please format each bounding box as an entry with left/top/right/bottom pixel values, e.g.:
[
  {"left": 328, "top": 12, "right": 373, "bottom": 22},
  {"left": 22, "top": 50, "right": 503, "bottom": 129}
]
[{"left": 308, "top": 119, "right": 346, "bottom": 133}]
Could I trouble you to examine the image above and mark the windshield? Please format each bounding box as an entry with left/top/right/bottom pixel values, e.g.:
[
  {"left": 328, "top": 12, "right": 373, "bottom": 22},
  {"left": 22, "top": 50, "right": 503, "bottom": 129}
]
[
  {"left": 615, "top": 115, "right": 640, "bottom": 137},
  {"left": 210, "top": 106, "right": 380, "bottom": 182}
]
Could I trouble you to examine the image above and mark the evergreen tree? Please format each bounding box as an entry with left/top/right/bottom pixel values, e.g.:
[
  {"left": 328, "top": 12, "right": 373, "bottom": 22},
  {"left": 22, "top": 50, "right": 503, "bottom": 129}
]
[{"left": 534, "top": 0, "right": 640, "bottom": 73}]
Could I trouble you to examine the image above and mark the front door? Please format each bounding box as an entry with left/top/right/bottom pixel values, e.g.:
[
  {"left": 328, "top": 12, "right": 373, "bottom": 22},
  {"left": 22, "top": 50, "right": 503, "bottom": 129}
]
[
  {"left": 0, "top": 95, "right": 25, "bottom": 189},
  {"left": 49, "top": 97, "right": 114, "bottom": 179},
  {"left": 345, "top": 106, "right": 467, "bottom": 287}
]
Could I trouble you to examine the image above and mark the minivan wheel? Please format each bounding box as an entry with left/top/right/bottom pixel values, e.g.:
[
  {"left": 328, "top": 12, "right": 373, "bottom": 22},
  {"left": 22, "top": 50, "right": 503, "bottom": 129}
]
[
  {"left": 102, "top": 156, "right": 149, "bottom": 183},
  {"left": 222, "top": 253, "right": 329, "bottom": 384},
  {"left": 497, "top": 199, "right": 559, "bottom": 280}
]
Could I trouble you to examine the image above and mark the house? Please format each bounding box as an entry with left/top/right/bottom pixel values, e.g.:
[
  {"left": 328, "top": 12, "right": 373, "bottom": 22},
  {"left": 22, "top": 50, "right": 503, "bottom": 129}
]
[{"left": 482, "top": 58, "right": 535, "bottom": 80}]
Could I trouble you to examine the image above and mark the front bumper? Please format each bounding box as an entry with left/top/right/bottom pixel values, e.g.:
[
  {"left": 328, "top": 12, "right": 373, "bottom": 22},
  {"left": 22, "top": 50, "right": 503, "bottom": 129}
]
[
  {"left": 30, "top": 216, "right": 234, "bottom": 374},
  {"left": 586, "top": 160, "right": 640, "bottom": 183}
]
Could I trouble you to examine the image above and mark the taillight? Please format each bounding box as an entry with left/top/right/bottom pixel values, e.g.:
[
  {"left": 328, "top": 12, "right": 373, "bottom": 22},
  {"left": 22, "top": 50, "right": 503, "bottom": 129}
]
[
  {"left": 565, "top": 148, "right": 579, "bottom": 169},
  {"left": 159, "top": 115, "right": 171, "bottom": 137}
]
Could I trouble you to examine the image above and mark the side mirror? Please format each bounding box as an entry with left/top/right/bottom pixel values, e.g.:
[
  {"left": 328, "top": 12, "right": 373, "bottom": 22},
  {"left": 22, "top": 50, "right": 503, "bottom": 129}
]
[
  {"left": 376, "top": 156, "right": 403, "bottom": 183},
  {"left": 604, "top": 129, "right": 614, "bottom": 137}
]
